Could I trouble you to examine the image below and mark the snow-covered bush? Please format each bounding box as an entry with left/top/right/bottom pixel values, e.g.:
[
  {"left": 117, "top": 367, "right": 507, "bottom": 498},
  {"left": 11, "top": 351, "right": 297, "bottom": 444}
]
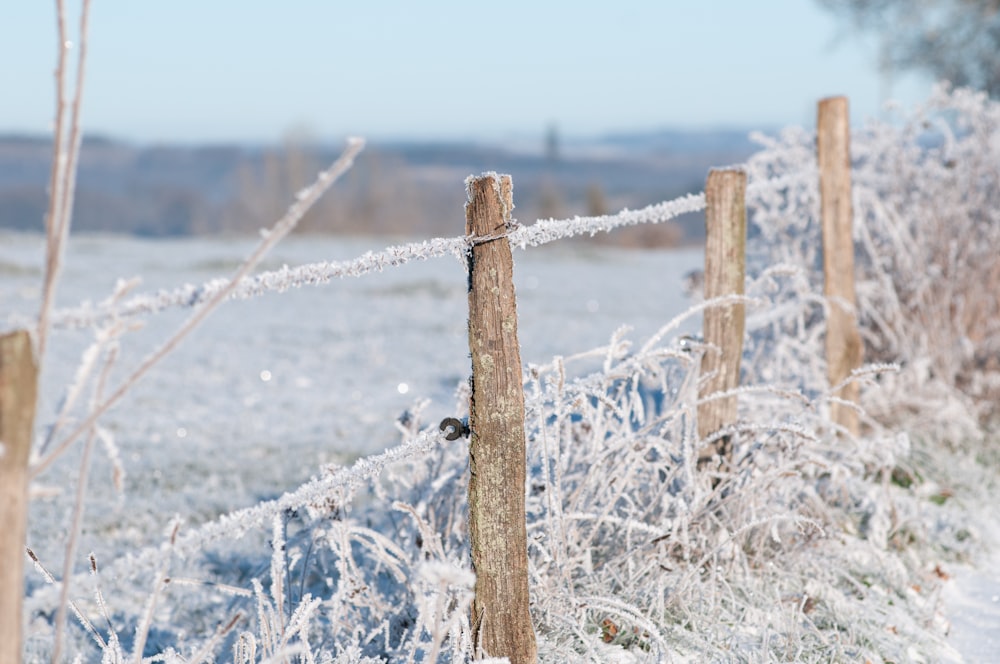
[{"left": 747, "top": 83, "right": 1000, "bottom": 441}]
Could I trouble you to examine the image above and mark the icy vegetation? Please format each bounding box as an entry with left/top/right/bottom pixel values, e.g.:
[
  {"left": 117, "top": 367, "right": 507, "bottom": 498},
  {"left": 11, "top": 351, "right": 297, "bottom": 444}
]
[{"left": 13, "top": 85, "right": 1000, "bottom": 662}]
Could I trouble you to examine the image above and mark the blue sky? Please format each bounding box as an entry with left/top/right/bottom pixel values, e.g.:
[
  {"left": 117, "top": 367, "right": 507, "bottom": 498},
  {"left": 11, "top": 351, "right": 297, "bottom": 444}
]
[{"left": 2, "top": 1, "right": 934, "bottom": 144}]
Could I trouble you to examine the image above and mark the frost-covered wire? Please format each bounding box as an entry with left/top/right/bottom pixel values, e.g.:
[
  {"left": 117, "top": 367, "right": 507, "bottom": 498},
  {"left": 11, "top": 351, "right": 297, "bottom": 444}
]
[
  {"left": 98, "top": 427, "right": 448, "bottom": 582},
  {"left": 507, "top": 191, "right": 705, "bottom": 249},
  {"left": 43, "top": 173, "right": 810, "bottom": 331},
  {"left": 47, "top": 235, "right": 470, "bottom": 330}
]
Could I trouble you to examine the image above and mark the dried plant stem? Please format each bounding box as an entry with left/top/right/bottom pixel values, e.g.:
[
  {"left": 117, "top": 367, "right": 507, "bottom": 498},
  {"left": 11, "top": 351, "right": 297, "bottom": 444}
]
[
  {"left": 132, "top": 521, "right": 180, "bottom": 663},
  {"left": 30, "top": 138, "right": 364, "bottom": 480},
  {"left": 26, "top": 548, "right": 107, "bottom": 650},
  {"left": 187, "top": 612, "right": 244, "bottom": 664},
  {"left": 42, "top": 0, "right": 69, "bottom": 252},
  {"left": 38, "top": 278, "right": 138, "bottom": 458},
  {"left": 38, "top": 0, "right": 93, "bottom": 362},
  {"left": 51, "top": 341, "right": 118, "bottom": 664}
]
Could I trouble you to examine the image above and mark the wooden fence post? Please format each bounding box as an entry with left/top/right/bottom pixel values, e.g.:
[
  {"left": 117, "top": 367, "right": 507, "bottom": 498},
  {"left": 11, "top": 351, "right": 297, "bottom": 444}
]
[
  {"left": 465, "top": 173, "right": 537, "bottom": 664},
  {"left": 818, "top": 96, "right": 863, "bottom": 436},
  {"left": 0, "top": 330, "right": 39, "bottom": 662},
  {"left": 698, "top": 169, "right": 747, "bottom": 468}
]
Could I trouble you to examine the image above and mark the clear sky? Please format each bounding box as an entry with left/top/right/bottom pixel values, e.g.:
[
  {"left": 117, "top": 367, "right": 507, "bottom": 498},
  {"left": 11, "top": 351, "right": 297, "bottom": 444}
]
[{"left": 1, "top": 1, "right": 934, "bottom": 144}]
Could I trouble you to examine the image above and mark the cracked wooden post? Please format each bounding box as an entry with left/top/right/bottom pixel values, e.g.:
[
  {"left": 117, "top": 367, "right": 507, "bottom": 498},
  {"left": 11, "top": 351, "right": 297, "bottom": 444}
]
[
  {"left": 465, "top": 173, "right": 537, "bottom": 664},
  {"left": 697, "top": 168, "right": 746, "bottom": 468},
  {"left": 818, "top": 96, "right": 863, "bottom": 437},
  {"left": 0, "top": 330, "right": 39, "bottom": 661}
]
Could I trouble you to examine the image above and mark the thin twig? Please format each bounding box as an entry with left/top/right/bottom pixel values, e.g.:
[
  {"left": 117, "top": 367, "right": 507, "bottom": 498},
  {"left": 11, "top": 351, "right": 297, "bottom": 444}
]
[
  {"left": 25, "top": 548, "right": 107, "bottom": 650},
  {"left": 30, "top": 138, "right": 365, "bottom": 480},
  {"left": 52, "top": 338, "right": 119, "bottom": 664},
  {"left": 38, "top": 278, "right": 139, "bottom": 458},
  {"left": 38, "top": 0, "right": 93, "bottom": 362},
  {"left": 89, "top": 554, "right": 121, "bottom": 651},
  {"left": 131, "top": 520, "right": 180, "bottom": 664},
  {"left": 42, "top": 0, "right": 69, "bottom": 252},
  {"left": 187, "top": 612, "right": 244, "bottom": 664},
  {"left": 56, "top": 0, "right": 91, "bottom": 249}
]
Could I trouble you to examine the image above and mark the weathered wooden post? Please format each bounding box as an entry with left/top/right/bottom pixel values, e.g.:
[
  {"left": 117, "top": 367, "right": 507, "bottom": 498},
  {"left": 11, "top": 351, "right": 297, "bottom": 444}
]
[
  {"left": 0, "top": 330, "right": 39, "bottom": 662},
  {"left": 464, "top": 173, "right": 537, "bottom": 664},
  {"left": 818, "top": 96, "right": 863, "bottom": 436},
  {"left": 697, "top": 169, "right": 747, "bottom": 468}
]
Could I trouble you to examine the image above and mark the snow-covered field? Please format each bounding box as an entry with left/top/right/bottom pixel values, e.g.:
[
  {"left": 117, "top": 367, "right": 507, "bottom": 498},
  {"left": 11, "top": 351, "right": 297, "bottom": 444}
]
[
  {"left": 4, "top": 234, "right": 701, "bottom": 559},
  {"left": 7, "top": 84, "right": 1000, "bottom": 662}
]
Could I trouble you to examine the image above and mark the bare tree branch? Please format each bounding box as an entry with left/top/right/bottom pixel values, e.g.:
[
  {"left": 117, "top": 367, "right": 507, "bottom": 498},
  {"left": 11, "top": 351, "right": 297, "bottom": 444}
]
[
  {"left": 818, "top": 0, "right": 1000, "bottom": 95},
  {"left": 38, "top": 0, "right": 93, "bottom": 362}
]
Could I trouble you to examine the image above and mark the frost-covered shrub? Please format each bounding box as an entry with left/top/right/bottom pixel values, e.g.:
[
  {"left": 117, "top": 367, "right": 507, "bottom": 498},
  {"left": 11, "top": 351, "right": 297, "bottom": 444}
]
[
  {"left": 746, "top": 83, "right": 1000, "bottom": 439},
  {"left": 28, "top": 277, "right": 963, "bottom": 661},
  {"left": 515, "top": 277, "right": 959, "bottom": 662}
]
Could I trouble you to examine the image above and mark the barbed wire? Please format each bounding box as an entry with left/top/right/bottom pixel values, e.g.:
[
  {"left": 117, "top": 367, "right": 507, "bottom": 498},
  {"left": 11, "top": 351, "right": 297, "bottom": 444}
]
[{"left": 36, "top": 172, "right": 812, "bottom": 331}]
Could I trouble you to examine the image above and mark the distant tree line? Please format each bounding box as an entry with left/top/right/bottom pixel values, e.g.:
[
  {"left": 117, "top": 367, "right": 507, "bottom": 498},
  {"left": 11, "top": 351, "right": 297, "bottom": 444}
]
[
  {"left": 0, "top": 132, "right": 751, "bottom": 246},
  {"left": 0, "top": 136, "right": 451, "bottom": 237}
]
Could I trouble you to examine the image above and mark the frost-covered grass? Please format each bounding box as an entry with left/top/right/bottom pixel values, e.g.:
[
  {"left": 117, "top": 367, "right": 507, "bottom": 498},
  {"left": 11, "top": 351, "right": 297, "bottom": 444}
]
[
  {"left": 747, "top": 83, "right": 1000, "bottom": 442},
  {"left": 14, "top": 85, "right": 1000, "bottom": 662}
]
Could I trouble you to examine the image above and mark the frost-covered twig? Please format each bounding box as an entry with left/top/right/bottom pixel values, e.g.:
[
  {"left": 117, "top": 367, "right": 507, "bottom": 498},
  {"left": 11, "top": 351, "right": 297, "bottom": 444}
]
[
  {"left": 52, "top": 337, "right": 118, "bottom": 664},
  {"left": 37, "top": 277, "right": 138, "bottom": 458},
  {"left": 25, "top": 548, "right": 107, "bottom": 651},
  {"left": 30, "top": 138, "right": 365, "bottom": 480},
  {"left": 186, "top": 612, "right": 244, "bottom": 664},
  {"left": 131, "top": 520, "right": 180, "bottom": 664},
  {"left": 37, "top": 0, "right": 93, "bottom": 362}
]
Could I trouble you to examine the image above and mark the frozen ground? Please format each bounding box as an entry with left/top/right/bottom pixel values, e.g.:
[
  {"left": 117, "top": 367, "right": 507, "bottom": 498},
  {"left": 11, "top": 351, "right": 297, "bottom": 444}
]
[
  {"left": 941, "top": 487, "right": 1000, "bottom": 663},
  {"left": 3, "top": 231, "right": 998, "bottom": 661},
  {"left": 947, "top": 560, "right": 1000, "bottom": 662}
]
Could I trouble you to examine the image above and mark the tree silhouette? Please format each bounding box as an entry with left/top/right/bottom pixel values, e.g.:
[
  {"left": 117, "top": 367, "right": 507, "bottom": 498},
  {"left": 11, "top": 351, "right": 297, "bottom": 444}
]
[{"left": 818, "top": 0, "right": 1000, "bottom": 95}]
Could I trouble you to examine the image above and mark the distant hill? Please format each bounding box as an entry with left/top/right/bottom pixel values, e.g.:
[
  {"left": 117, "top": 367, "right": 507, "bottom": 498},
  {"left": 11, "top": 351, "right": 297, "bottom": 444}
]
[
  {"left": 593, "top": 128, "right": 762, "bottom": 154},
  {"left": 0, "top": 129, "right": 764, "bottom": 245}
]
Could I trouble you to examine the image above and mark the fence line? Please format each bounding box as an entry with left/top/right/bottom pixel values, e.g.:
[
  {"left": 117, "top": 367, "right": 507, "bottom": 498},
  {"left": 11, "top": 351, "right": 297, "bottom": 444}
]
[
  {"left": 39, "top": 172, "right": 812, "bottom": 332},
  {"left": 25, "top": 294, "right": 771, "bottom": 611},
  {"left": 28, "top": 292, "right": 843, "bottom": 610},
  {"left": 18, "top": 107, "right": 871, "bottom": 657}
]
